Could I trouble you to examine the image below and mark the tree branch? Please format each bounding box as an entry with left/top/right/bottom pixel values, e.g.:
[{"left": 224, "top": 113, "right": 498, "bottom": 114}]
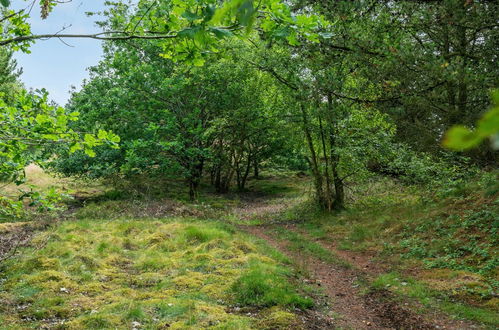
[{"left": 0, "top": 31, "right": 178, "bottom": 46}]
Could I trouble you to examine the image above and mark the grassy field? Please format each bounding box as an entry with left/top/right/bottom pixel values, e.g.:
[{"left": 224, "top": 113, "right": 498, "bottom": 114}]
[
  {"left": 0, "top": 164, "right": 105, "bottom": 200},
  {"left": 0, "top": 168, "right": 497, "bottom": 328},
  {"left": 0, "top": 217, "right": 312, "bottom": 329},
  {"left": 0, "top": 169, "right": 319, "bottom": 329}
]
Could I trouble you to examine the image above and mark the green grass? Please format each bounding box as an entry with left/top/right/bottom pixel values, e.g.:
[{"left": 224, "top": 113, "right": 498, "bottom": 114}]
[
  {"left": 372, "top": 272, "right": 498, "bottom": 327},
  {"left": 287, "top": 175, "right": 498, "bottom": 327},
  {"left": 2, "top": 168, "right": 496, "bottom": 328},
  {"left": 273, "top": 227, "right": 351, "bottom": 268},
  {"left": 231, "top": 261, "right": 313, "bottom": 308},
  {"left": 0, "top": 217, "right": 309, "bottom": 329},
  {"left": 296, "top": 177, "right": 497, "bottom": 266},
  {"left": 236, "top": 173, "right": 498, "bottom": 327}
]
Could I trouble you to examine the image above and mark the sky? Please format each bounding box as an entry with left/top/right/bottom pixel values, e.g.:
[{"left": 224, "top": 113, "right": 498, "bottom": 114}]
[{"left": 12, "top": 1, "right": 108, "bottom": 105}]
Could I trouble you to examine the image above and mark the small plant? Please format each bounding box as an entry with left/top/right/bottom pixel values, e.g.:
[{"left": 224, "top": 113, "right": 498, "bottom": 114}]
[
  {"left": 182, "top": 225, "right": 229, "bottom": 243},
  {"left": 231, "top": 262, "right": 312, "bottom": 308}
]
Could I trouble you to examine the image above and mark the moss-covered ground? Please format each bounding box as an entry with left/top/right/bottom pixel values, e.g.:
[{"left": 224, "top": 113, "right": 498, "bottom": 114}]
[
  {"left": 0, "top": 217, "right": 311, "bottom": 329},
  {"left": 0, "top": 169, "right": 497, "bottom": 328}
]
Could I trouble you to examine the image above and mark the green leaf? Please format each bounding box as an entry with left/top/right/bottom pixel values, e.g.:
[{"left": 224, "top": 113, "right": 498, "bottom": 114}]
[
  {"left": 236, "top": 0, "right": 255, "bottom": 27},
  {"left": 210, "top": 27, "right": 233, "bottom": 39},
  {"left": 444, "top": 90, "right": 499, "bottom": 150},
  {"left": 69, "top": 142, "right": 82, "bottom": 153},
  {"left": 177, "top": 27, "right": 199, "bottom": 39},
  {"left": 478, "top": 106, "right": 499, "bottom": 135},
  {"left": 182, "top": 10, "right": 201, "bottom": 22},
  {"left": 84, "top": 148, "right": 96, "bottom": 157},
  {"left": 110, "top": 134, "right": 121, "bottom": 143},
  {"left": 35, "top": 114, "right": 48, "bottom": 124},
  {"left": 202, "top": 5, "right": 216, "bottom": 22},
  {"left": 287, "top": 31, "right": 300, "bottom": 46},
  {"left": 69, "top": 111, "right": 80, "bottom": 121},
  {"left": 443, "top": 126, "right": 479, "bottom": 150},
  {"left": 97, "top": 129, "right": 107, "bottom": 140},
  {"left": 84, "top": 133, "right": 97, "bottom": 147},
  {"left": 192, "top": 57, "right": 205, "bottom": 67},
  {"left": 272, "top": 26, "right": 290, "bottom": 39},
  {"left": 0, "top": 0, "right": 10, "bottom": 7}
]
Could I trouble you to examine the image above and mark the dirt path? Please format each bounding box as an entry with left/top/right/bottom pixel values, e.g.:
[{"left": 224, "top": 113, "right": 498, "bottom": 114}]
[
  {"left": 291, "top": 225, "right": 481, "bottom": 330},
  {"left": 242, "top": 224, "right": 479, "bottom": 330},
  {"left": 244, "top": 225, "right": 389, "bottom": 329}
]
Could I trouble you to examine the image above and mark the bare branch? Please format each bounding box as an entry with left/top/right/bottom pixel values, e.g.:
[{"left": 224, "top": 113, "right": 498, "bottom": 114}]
[{"left": 0, "top": 30, "right": 178, "bottom": 46}]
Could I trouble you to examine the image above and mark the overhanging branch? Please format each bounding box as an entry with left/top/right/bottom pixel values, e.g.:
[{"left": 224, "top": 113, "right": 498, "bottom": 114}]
[{"left": 0, "top": 30, "right": 178, "bottom": 46}]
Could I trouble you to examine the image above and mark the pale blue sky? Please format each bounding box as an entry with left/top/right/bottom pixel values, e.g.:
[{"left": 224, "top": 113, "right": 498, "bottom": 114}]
[{"left": 12, "top": 1, "right": 108, "bottom": 105}]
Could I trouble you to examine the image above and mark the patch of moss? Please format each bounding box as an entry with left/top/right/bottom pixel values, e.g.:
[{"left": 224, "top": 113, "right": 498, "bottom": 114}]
[
  {"left": 70, "top": 314, "right": 120, "bottom": 329},
  {"left": 173, "top": 271, "right": 206, "bottom": 289},
  {"left": 0, "top": 218, "right": 310, "bottom": 328},
  {"left": 257, "top": 307, "right": 300, "bottom": 329},
  {"left": 483, "top": 298, "right": 499, "bottom": 311},
  {"left": 22, "top": 256, "right": 60, "bottom": 271}
]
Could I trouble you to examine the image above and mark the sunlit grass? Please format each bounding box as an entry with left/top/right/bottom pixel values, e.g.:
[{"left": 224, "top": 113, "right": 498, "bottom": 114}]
[{"left": 0, "top": 218, "right": 309, "bottom": 329}]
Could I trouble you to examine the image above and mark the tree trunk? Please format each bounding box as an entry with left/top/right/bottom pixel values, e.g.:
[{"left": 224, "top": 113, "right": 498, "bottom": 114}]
[
  {"left": 187, "top": 158, "right": 204, "bottom": 201},
  {"left": 442, "top": 11, "right": 457, "bottom": 123},
  {"left": 253, "top": 158, "right": 259, "bottom": 179},
  {"left": 236, "top": 166, "right": 241, "bottom": 190},
  {"left": 214, "top": 163, "right": 222, "bottom": 193},
  {"left": 210, "top": 166, "right": 215, "bottom": 186},
  {"left": 456, "top": 18, "right": 468, "bottom": 122},
  {"left": 220, "top": 167, "right": 234, "bottom": 193},
  {"left": 300, "top": 103, "right": 326, "bottom": 207},
  {"left": 327, "top": 93, "right": 345, "bottom": 211},
  {"left": 318, "top": 112, "right": 334, "bottom": 211},
  {"left": 239, "top": 152, "right": 252, "bottom": 191},
  {"left": 332, "top": 166, "right": 345, "bottom": 210},
  {"left": 188, "top": 181, "right": 196, "bottom": 201}
]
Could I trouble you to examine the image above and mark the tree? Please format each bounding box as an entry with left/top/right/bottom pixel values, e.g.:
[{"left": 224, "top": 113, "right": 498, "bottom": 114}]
[
  {"left": 0, "top": 88, "right": 119, "bottom": 219},
  {"left": 0, "top": 0, "right": 327, "bottom": 57},
  {"left": 4, "top": 0, "right": 495, "bottom": 214},
  {"left": 0, "top": 23, "right": 119, "bottom": 219},
  {"left": 237, "top": 38, "right": 399, "bottom": 210},
  {"left": 52, "top": 37, "right": 292, "bottom": 199},
  {"left": 296, "top": 0, "right": 498, "bottom": 165}
]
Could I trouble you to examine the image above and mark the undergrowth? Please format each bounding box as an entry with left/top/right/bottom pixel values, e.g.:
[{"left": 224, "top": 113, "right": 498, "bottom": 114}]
[
  {"left": 287, "top": 173, "right": 498, "bottom": 326},
  {"left": 372, "top": 272, "right": 498, "bottom": 327}
]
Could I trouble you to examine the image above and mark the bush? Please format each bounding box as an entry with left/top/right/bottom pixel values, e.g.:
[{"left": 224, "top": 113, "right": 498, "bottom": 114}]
[{"left": 375, "top": 143, "right": 477, "bottom": 186}]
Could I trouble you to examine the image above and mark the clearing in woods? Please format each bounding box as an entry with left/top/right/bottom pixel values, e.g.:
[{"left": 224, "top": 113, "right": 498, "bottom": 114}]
[
  {"left": 0, "top": 169, "right": 497, "bottom": 329},
  {"left": 2, "top": 1, "right": 498, "bottom": 329}
]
